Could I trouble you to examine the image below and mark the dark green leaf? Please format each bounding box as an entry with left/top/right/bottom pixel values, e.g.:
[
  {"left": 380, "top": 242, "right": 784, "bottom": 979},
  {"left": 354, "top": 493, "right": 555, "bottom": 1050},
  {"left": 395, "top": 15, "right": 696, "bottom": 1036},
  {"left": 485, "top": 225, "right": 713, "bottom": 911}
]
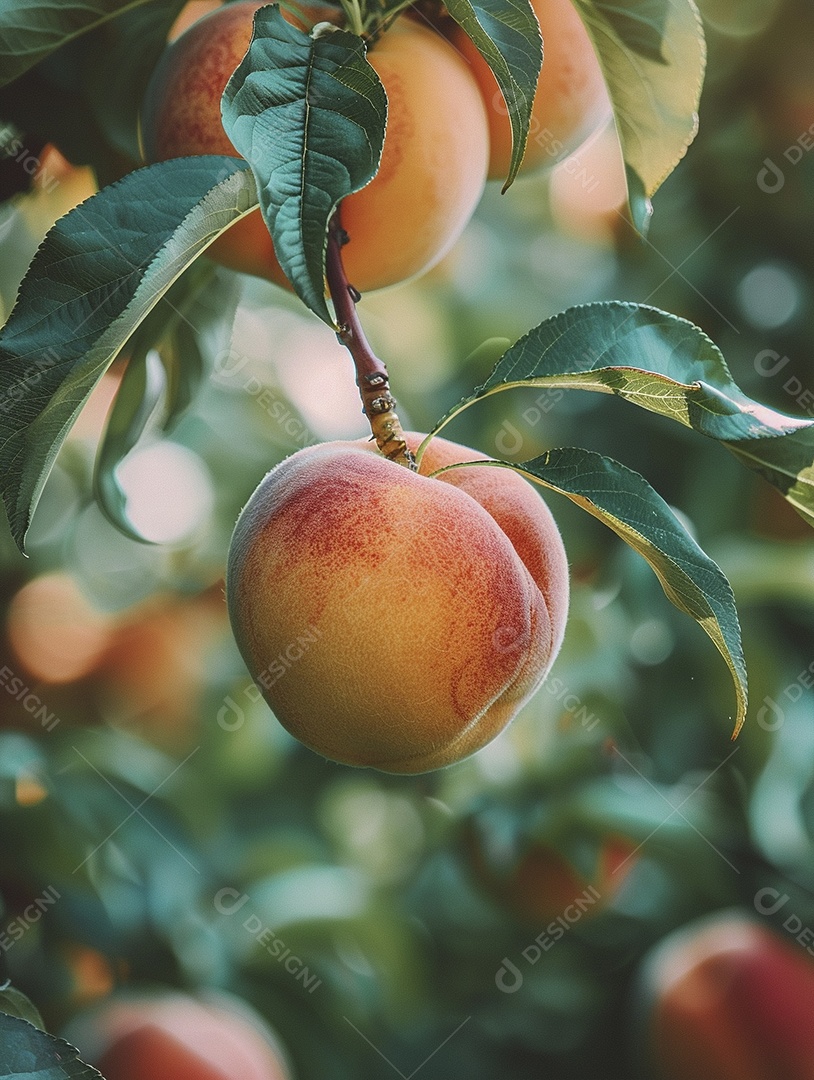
[
  {"left": 0, "top": 156, "right": 257, "bottom": 552},
  {"left": 0, "top": 1013, "right": 103, "bottom": 1078},
  {"left": 427, "top": 302, "right": 814, "bottom": 525},
  {"left": 0, "top": 0, "right": 155, "bottom": 87},
  {"left": 431, "top": 448, "right": 747, "bottom": 735},
  {"left": 444, "top": 0, "right": 542, "bottom": 189},
  {"left": 450, "top": 303, "right": 806, "bottom": 440},
  {"left": 161, "top": 317, "right": 206, "bottom": 431},
  {"left": 572, "top": 0, "right": 706, "bottom": 232},
  {"left": 82, "top": 0, "right": 187, "bottom": 162},
  {"left": 0, "top": 44, "right": 113, "bottom": 168},
  {"left": 222, "top": 5, "right": 387, "bottom": 324}
]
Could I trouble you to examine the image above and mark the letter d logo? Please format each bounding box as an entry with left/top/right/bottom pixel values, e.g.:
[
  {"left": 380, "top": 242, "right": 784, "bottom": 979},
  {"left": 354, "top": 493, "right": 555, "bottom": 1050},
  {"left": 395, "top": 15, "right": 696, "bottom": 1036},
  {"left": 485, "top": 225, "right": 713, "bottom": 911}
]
[{"left": 495, "top": 958, "right": 524, "bottom": 994}]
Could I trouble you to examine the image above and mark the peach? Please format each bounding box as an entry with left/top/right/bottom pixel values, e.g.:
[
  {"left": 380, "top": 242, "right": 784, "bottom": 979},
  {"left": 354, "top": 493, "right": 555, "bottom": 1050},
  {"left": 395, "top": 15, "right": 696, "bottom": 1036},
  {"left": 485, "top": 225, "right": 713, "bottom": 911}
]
[
  {"left": 641, "top": 912, "right": 814, "bottom": 1080},
  {"left": 66, "top": 991, "right": 291, "bottom": 1080},
  {"left": 450, "top": 0, "right": 611, "bottom": 180},
  {"left": 226, "top": 435, "right": 569, "bottom": 773},
  {"left": 141, "top": 3, "right": 489, "bottom": 292},
  {"left": 465, "top": 816, "right": 637, "bottom": 923}
]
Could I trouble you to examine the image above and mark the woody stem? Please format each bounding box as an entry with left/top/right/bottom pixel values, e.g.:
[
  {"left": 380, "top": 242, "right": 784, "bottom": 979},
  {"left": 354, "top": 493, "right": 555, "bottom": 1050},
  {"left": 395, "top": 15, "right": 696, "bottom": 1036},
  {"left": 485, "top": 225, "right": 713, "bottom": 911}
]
[{"left": 325, "top": 213, "right": 416, "bottom": 469}]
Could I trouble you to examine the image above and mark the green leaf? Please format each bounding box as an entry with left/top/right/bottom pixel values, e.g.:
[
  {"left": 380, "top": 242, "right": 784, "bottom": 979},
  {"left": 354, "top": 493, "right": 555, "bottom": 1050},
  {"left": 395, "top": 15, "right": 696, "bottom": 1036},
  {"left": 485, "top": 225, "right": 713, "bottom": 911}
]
[
  {"left": 444, "top": 0, "right": 542, "bottom": 190},
  {"left": 435, "top": 448, "right": 747, "bottom": 736},
  {"left": 0, "top": 985, "right": 45, "bottom": 1029},
  {"left": 0, "top": 0, "right": 154, "bottom": 88},
  {"left": 572, "top": 0, "right": 706, "bottom": 232},
  {"left": 93, "top": 347, "right": 165, "bottom": 541},
  {"left": 0, "top": 1013, "right": 103, "bottom": 1078},
  {"left": 106, "top": 258, "right": 222, "bottom": 434},
  {"left": 82, "top": 0, "right": 187, "bottom": 161},
  {"left": 727, "top": 427, "right": 814, "bottom": 530},
  {"left": 161, "top": 317, "right": 207, "bottom": 431},
  {"left": 0, "top": 43, "right": 112, "bottom": 167},
  {"left": 424, "top": 302, "right": 814, "bottom": 524},
  {"left": 438, "top": 302, "right": 807, "bottom": 440},
  {"left": 0, "top": 156, "right": 257, "bottom": 553},
  {"left": 222, "top": 5, "right": 387, "bottom": 324}
]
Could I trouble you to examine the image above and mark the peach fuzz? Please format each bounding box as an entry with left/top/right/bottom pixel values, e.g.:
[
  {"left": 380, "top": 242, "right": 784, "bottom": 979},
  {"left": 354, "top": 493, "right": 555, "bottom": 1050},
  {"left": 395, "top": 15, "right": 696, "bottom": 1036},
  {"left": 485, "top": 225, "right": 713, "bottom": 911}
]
[
  {"left": 450, "top": 0, "right": 610, "bottom": 180},
  {"left": 141, "top": 2, "right": 489, "bottom": 293},
  {"left": 227, "top": 434, "right": 569, "bottom": 773}
]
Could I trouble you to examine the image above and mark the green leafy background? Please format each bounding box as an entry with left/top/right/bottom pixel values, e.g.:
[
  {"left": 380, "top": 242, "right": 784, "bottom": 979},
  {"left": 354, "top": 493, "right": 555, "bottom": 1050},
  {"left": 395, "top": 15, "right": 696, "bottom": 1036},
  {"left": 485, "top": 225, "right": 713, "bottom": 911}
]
[{"left": 2, "top": 0, "right": 814, "bottom": 1077}]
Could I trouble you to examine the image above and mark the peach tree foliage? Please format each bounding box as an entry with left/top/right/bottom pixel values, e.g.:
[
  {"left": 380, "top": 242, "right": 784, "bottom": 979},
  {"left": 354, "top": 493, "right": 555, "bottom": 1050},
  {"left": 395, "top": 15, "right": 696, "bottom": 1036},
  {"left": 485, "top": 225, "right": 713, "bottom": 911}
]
[
  {"left": 1, "top": 1, "right": 814, "bottom": 731},
  {"left": 1, "top": 0, "right": 814, "bottom": 1064}
]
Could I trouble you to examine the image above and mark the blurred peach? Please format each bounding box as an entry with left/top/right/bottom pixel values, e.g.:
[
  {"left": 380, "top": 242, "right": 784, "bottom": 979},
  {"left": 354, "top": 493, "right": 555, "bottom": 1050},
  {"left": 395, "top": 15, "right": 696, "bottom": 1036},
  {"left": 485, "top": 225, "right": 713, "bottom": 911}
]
[
  {"left": 642, "top": 910, "right": 814, "bottom": 1079},
  {"left": 97, "top": 590, "right": 227, "bottom": 750},
  {"left": 549, "top": 121, "right": 627, "bottom": 242},
  {"left": 465, "top": 815, "right": 637, "bottom": 923},
  {"left": 66, "top": 991, "right": 292, "bottom": 1080},
  {"left": 7, "top": 572, "right": 115, "bottom": 684}
]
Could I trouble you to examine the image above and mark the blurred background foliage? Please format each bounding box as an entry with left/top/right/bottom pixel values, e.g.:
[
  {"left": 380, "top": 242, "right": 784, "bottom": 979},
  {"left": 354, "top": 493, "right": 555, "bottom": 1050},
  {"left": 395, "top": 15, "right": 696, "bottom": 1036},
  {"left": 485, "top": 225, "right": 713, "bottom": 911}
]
[{"left": 2, "top": 0, "right": 814, "bottom": 1076}]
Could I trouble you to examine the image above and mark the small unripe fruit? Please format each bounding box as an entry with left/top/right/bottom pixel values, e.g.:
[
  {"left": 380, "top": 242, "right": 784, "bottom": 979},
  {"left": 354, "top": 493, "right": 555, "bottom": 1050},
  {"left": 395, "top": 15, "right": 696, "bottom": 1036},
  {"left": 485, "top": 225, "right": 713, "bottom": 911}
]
[
  {"left": 451, "top": 0, "right": 611, "bottom": 180},
  {"left": 142, "top": 2, "right": 489, "bottom": 292},
  {"left": 640, "top": 911, "right": 814, "bottom": 1080},
  {"left": 65, "top": 992, "right": 291, "bottom": 1080},
  {"left": 227, "top": 435, "right": 569, "bottom": 773}
]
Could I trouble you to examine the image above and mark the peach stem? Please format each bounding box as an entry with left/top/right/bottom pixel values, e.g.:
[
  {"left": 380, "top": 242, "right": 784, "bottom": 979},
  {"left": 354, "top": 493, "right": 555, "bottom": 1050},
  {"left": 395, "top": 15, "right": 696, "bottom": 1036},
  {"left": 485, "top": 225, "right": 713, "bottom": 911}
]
[{"left": 325, "top": 213, "right": 416, "bottom": 469}]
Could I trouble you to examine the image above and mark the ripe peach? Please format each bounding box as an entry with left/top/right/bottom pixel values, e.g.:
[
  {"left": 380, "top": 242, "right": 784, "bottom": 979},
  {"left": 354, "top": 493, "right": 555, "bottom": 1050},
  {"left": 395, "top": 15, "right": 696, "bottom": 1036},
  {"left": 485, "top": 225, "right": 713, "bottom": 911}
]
[
  {"left": 141, "top": 3, "right": 489, "bottom": 292},
  {"left": 168, "top": 1, "right": 223, "bottom": 42},
  {"left": 66, "top": 991, "right": 291, "bottom": 1080},
  {"left": 226, "top": 434, "right": 569, "bottom": 773},
  {"left": 641, "top": 911, "right": 814, "bottom": 1080},
  {"left": 450, "top": 0, "right": 611, "bottom": 180}
]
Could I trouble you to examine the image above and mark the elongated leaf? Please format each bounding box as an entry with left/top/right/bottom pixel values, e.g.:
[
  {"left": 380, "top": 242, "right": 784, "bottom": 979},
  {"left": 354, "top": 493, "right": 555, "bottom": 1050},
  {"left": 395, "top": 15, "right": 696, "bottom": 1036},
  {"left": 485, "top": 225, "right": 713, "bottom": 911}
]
[
  {"left": 93, "top": 347, "right": 165, "bottom": 540},
  {"left": 444, "top": 0, "right": 542, "bottom": 190},
  {"left": 0, "top": 156, "right": 257, "bottom": 552},
  {"left": 114, "top": 258, "right": 222, "bottom": 433},
  {"left": 425, "top": 302, "right": 814, "bottom": 525},
  {"left": 222, "top": 5, "right": 387, "bottom": 324},
  {"left": 727, "top": 427, "right": 814, "bottom": 530},
  {"left": 573, "top": 0, "right": 706, "bottom": 232},
  {"left": 162, "top": 317, "right": 206, "bottom": 431},
  {"left": 435, "top": 303, "right": 808, "bottom": 440},
  {"left": 0, "top": 985, "right": 45, "bottom": 1029},
  {"left": 0, "top": 1013, "right": 103, "bottom": 1078},
  {"left": 434, "top": 448, "right": 747, "bottom": 735},
  {"left": 0, "top": 0, "right": 153, "bottom": 87}
]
